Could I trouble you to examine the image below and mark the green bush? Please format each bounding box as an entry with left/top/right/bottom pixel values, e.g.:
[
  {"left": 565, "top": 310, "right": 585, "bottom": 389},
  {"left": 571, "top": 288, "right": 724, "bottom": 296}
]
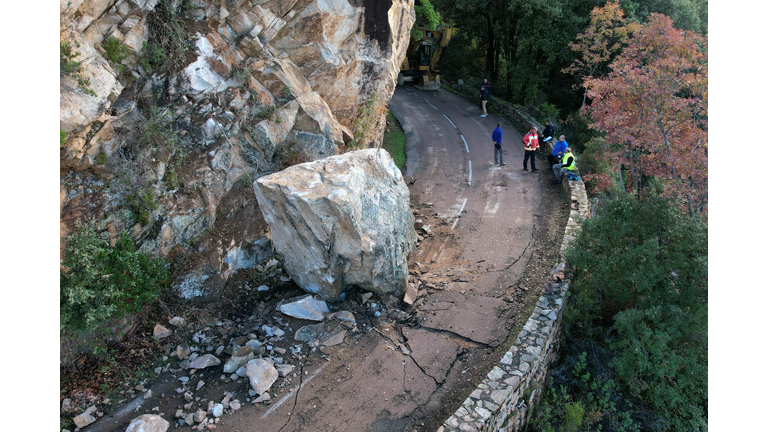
[
  {"left": 60, "top": 221, "right": 170, "bottom": 332},
  {"left": 383, "top": 110, "right": 406, "bottom": 170},
  {"left": 102, "top": 36, "right": 131, "bottom": 66},
  {"left": 60, "top": 130, "right": 67, "bottom": 147},
  {"left": 127, "top": 188, "right": 159, "bottom": 226},
  {"left": 565, "top": 194, "right": 707, "bottom": 331},
  {"left": 138, "top": 41, "right": 167, "bottom": 74},
  {"left": 558, "top": 193, "right": 708, "bottom": 431},
  {"left": 60, "top": 41, "right": 97, "bottom": 97}
]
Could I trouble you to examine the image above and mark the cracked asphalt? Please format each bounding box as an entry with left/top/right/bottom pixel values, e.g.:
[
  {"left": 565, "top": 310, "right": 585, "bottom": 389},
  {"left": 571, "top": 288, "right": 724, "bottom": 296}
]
[{"left": 86, "top": 85, "right": 568, "bottom": 432}]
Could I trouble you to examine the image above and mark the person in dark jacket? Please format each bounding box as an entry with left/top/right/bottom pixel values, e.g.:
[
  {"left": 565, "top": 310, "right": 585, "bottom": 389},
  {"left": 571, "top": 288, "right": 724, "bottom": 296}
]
[
  {"left": 480, "top": 79, "right": 491, "bottom": 117},
  {"left": 541, "top": 120, "right": 556, "bottom": 149},
  {"left": 492, "top": 122, "right": 505, "bottom": 165}
]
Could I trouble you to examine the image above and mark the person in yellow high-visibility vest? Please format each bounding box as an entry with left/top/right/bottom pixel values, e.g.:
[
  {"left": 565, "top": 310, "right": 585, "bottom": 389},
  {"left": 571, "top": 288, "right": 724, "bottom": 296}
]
[{"left": 553, "top": 148, "right": 575, "bottom": 184}]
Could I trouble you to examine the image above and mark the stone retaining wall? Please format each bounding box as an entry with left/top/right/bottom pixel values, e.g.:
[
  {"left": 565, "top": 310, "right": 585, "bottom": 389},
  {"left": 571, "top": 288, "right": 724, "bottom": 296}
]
[{"left": 437, "top": 84, "right": 590, "bottom": 432}]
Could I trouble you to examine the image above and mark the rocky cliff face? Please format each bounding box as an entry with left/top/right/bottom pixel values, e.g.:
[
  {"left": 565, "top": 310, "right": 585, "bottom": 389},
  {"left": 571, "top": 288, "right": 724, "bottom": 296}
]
[{"left": 59, "top": 0, "right": 415, "bottom": 298}]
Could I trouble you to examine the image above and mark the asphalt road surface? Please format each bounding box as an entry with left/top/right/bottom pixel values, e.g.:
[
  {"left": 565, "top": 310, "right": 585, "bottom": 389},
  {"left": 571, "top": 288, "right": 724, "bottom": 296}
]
[{"left": 91, "top": 85, "right": 547, "bottom": 432}]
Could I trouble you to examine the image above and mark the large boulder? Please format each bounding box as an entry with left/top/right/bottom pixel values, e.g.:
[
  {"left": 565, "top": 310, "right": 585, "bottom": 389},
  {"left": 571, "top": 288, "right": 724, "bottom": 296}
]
[{"left": 253, "top": 149, "right": 416, "bottom": 301}]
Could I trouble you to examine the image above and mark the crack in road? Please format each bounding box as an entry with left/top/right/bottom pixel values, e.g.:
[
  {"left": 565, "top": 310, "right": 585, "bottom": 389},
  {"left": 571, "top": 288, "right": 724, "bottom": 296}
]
[
  {"left": 486, "top": 227, "right": 535, "bottom": 273},
  {"left": 276, "top": 363, "right": 305, "bottom": 432}
]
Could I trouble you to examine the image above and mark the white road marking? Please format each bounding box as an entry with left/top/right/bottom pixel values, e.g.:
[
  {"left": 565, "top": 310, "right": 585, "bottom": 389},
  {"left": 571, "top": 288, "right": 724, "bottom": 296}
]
[
  {"left": 261, "top": 361, "right": 332, "bottom": 419},
  {"left": 425, "top": 101, "right": 438, "bottom": 111},
  {"left": 451, "top": 197, "right": 468, "bottom": 230},
  {"left": 443, "top": 114, "right": 457, "bottom": 129},
  {"left": 468, "top": 160, "right": 472, "bottom": 187},
  {"left": 461, "top": 135, "right": 469, "bottom": 153}
]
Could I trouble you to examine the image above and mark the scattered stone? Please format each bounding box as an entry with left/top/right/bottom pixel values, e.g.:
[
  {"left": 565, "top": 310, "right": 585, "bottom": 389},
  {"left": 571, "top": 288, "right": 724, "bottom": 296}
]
[
  {"left": 223, "top": 352, "right": 254, "bottom": 374},
  {"left": 143, "top": 390, "right": 153, "bottom": 399},
  {"left": 333, "top": 311, "right": 356, "bottom": 323},
  {"left": 185, "top": 413, "right": 195, "bottom": 426},
  {"left": 229, "top": 400, "right": 241, "bottom": 411},
  {"left": 73, "top": 412, "right": 96, "bottom": 428},
  {"left": 125, "top": 414, "right": 170, "bottom": 432},
  {"left": 276, "top": 364, "right": 295, "bottom": 377},
  {"left": 257, "top": 285, "right": 269, "bottom": 291},
  {"left": 294, "top": 324, "right": 322, "bottom": 342},
  {"left": 253, "top": 393, "right": 271, "bottom": 403},
  {"left": 196, "top": 380, "right": 205, "bottom": 391},
  {"left": 179, "top": 377, "right": 190, "bottom": 384},
  {"left": 414, "top": 220, "right": 424, "bottom": 231},
  {"left": 277, "top": 295, "right": 329, "bottom": 321},
  {"left": 422, "top": 225, "right": 432, "bottom": 235},
  {"left": 61, "top": 398, "right": 73, "bottom": 412},
  {"left": 403, "top": 283, "right": 418, "bottom": 305},
  {"left": 245, "top": 339, "right": 262, "bottom": 349},
  {"left": 399, "top": 344, "right": 410, "bottom": 355},
  {"left": 245, "top": 359, "right": 279, "bottom": 395},
  {"left": 153, "top": 324, "right": 173, "bottom": 339},
  {"left": 194, "top": 410, "right": 207, "bottom": 423},
  {"left": 322, "top": 330, "right": 346, "bottom": 347},
  {"left": 176, "top": 343, "right": 191, "bottom": 359},
  {"left": 361, "top": 292, "right": 374, "bottom": 304},
  {"left": 212, "top": 403, "right": 224, "bottom": 417},
  {"left": 187, "top": 354, "right": 221, "bottom": 370},
  {"left": 169, "top": 317, "right": 187, "bottom": 327}
]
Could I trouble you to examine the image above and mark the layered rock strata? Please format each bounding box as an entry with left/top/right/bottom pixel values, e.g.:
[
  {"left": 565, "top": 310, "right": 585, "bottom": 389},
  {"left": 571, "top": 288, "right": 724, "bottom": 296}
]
[{"left": 59, "top": 0, "right": 415, "bottom": 299}]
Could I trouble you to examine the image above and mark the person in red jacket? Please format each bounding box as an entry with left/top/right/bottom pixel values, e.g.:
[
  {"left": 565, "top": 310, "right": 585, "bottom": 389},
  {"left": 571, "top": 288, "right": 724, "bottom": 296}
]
[{"left": 522, "top": 127, "right": 540, "bottom": 172}]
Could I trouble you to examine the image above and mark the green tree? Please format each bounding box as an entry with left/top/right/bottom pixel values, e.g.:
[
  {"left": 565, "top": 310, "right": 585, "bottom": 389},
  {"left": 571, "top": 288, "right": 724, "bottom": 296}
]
[
  {"left": 60, "top": 221, "right": 170, "bottom": 331},
  {"left": 561, "top": 193, "right": 707, "bottom": 431}
]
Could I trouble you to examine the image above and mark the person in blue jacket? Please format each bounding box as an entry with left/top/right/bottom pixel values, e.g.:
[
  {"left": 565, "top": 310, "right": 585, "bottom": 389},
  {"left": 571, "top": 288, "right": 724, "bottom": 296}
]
[
  {"left": 492, "top": 122, "right": 505, "bottom": 166},
  {"left": 548, "top": 135, "right": 568, "bottom": 168}
]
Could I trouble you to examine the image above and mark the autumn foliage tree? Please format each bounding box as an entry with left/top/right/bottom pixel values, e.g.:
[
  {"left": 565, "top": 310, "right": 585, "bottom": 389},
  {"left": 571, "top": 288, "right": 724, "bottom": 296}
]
[
  {"left": 563, "top": 1, "right": 638, "bottom": 107},
  {"left": 584, "top": 13, "right": 708, "bottom": 216}
]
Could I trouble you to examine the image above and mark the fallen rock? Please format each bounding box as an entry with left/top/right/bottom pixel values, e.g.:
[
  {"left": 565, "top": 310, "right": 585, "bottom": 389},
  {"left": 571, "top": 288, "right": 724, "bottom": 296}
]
[
  {"left": 322, "top": 330, "right": 346, "bottom": 347},
  {"left": 253, "top": 149, "right": 417, "bottom": 301},
  {"left": 193, "top": 410, "right": 206, "bottom": 423},
  {"left": 223, "top": 352, "right": 254, "bottom": 374},
  {"left": 186, "top": 354, "right": 221, "bottom": 370},
  {"left": 253, "top": 392, "right": 271, "bottom": 403},
  {"left": 169, "top": 317, "right": 186, "bottom": 327},
  {"left": 277, "top": 295, "right": 329, "bottom": 321},
  {"left": 276, "top": 364, "right": 295, "bottom": 377},
  {"left": 403, "top": 283, "right": 418, "bottom": 305},
  {"left": 245, "top": 359, "right": 278, "bottom": 395},
  {"left": 294, "top": 324, "right": 322, "bottom": 342},
  {"left": 212, "top": 403, "right": 224, "bottom": 418},
  {"left": 361, "top": 292, "right": 374, "bottom": 304},
  {"left": 176, "top": 343, "right": 191, "bottom": 359},
  {"left": 153, "top": 324, "right": 173, "bottom": 339},
  {"left": 73, "top": 412, "right": 96, "bottom": 428},
  {"left": 125, "top": 414, "right": 170, "bottom": 432}
]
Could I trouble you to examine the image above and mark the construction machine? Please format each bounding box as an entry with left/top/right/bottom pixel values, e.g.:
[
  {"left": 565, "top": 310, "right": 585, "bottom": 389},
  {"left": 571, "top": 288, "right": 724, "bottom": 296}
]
[{"left": 397, "top": 26, "right": 451, "bottom": 91}]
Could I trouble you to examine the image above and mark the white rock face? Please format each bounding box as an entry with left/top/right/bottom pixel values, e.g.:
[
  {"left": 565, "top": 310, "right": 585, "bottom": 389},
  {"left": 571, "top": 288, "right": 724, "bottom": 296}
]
[
  {"left": 125, "top": 414, "right": 170, "bottom": 432},
  {"left": 254, "top": 149, "right": 417, "bottom": 301}
]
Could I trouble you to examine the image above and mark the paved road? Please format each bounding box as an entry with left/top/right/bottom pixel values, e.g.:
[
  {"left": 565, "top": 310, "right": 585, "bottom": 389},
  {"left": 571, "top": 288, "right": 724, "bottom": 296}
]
[{"left": 93, "top": 86, "right": 544, "bottom": 432}]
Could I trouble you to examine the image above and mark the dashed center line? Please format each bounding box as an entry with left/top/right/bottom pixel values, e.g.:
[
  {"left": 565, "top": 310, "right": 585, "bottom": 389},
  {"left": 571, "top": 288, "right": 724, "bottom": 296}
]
[
  {"left": 461, "top": 135, "right": 469, "bottom": 153},
  {"left": 443, "top": 114, "right": 457, "bottom": 129},
  {"left": 425, "top": 101, "right": 438, "bottom": 111},
  {"left": 451, "top": 197, "right": 468, "bottom": 230}
]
